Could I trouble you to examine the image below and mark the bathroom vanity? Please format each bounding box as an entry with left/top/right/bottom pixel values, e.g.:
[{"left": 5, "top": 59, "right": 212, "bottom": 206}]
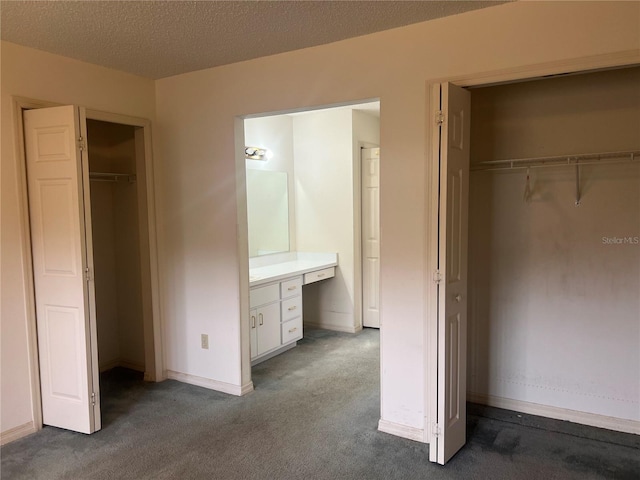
[{"left": 249, "top": 252, "right": 337, "bottom": 364}]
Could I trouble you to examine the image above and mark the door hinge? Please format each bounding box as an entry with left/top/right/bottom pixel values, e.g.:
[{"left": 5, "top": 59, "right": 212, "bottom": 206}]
[
  {"left": 77, "top": 136, "right": 87, "bottom": 151},
  {"left": 433, "top": 270, "right": 442, "bottom": 284},
  {"left": 84, "top": 267, "right": 92, "bottom": 282},
  {"left": 432, "top": 423, "right": 442, "bottom": 437},
  {"left": 436, "top": 111, "right": 445, "bottom": 127},
  {"left": 91, "top": 392, "right": 96, "bottom": 406}
]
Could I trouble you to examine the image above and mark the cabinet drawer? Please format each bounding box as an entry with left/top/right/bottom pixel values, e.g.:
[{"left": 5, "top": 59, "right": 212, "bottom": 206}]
[
  {"left": 281, "top": 295, "right": 302, "bottom": 322},
  {"left": 250, "top": 283, "right": 279, "bottom": 308},
  {"left": 304, "top": 267, "right": 335, "bottom": 285},
  {"left": 280, "top": 277, "right": 302, "bottom": 299},
  {"left": 281, "top": 317, "right": 303, "bottom": 344}
]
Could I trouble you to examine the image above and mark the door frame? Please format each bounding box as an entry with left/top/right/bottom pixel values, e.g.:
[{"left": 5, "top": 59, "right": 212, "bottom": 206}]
[
  {"left": 13, "top": 96, "right": 165, "bottom": 435},
  {"left": 424, "top": 50, "right": 640, "bottom": 452}
]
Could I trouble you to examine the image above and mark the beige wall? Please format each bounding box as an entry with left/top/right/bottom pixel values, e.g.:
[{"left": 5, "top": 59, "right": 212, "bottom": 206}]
[
  {"left": 468, "top": 67, "right": 640, "bottom": 421},
  {"left": 153, "top": 1, "right": 640, "bottom": 434},
  {"left": 1, "top": 41, "right": 155, "bottom": 439}
]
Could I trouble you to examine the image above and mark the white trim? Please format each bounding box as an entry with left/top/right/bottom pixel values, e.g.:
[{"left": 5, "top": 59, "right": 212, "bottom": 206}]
[
  {"left": 99, "top": 360, "right": 145, "bottom": 373},
  {"left": 0, "top": 422, "right": 37, "bottom": 446},
  {"left": 305, "top": 322, "right": 362, "bottom": 334},
  {"left": 431, "top": 50, "right": 640, "bottom": 88},
  {"left": 240, "top": 381, "right": 255, "bottom": 395},
  {"left": 469, "top": 392, "right": 640, "bottom": 436},
  {"left": 166, "top": 370, "right": 252, "bottom": 396},
  {"left": 84, "top": 108, "right": 165, "bottom": 383},
  {"left": 251, "top": 343, "right": 297, "bottom": 366},
  {"left": 378, "top": 419, "right": 426, "bottom": 443},
  {"left": 12, "top": 96, "right": 59, "bottom": 435}
]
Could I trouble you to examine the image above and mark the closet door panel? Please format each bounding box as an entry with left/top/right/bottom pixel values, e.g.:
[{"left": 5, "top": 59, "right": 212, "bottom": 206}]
[{"left": 24, "top": 105, "right": 100, "bottom": 434}]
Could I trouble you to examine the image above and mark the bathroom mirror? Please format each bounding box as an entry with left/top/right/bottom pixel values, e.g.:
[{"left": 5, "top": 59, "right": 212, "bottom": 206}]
[{"left": 246, "top": 169, "right": 289, "bottom": 257}]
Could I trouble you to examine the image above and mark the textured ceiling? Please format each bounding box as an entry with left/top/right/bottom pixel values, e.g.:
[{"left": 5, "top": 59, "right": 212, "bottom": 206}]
[{"left": 1, "top": 1, "right": 506, "bottom": 79}]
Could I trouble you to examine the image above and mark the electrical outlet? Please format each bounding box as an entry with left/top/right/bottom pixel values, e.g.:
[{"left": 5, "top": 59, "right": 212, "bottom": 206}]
[{"left": 201, "top": 334, "right": 209, "bottom": 349}]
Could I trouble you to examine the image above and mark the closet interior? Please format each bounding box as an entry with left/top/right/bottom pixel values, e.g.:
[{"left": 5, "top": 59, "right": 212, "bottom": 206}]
[
  {"left": 467, "top": 66, "right": 640, "bottom": 430},
  {"left": 87, "top": 119, "right": 146, "bottom": 376}
]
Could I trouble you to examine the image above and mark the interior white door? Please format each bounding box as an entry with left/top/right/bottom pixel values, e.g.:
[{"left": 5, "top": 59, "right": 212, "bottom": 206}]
[
  {"left": 362, "top": 147, "right": 381, "bottom": 328},
  {"left": 434, "top": 83, "right": 471, "bottom": 464},
  {"left": 24, "top": 105, "right": 101, "bottom": 434}
]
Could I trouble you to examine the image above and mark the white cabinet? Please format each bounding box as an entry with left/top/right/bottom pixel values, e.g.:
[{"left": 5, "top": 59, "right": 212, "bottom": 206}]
[
  {"left": 303, "top": 267, "right": 335, "bottom": 285},
  {"left": 249, "top": 276, "right": 303, "bottom": 364},
  {"left": 250, "top": 302, "right": 281, "bottom": 356}
]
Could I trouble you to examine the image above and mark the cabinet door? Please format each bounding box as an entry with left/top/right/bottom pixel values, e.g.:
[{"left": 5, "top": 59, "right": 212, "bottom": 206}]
[
  {"left": 257, "top": 302, "right": 281, "bottom": 356},
  {"left": 249, "top": 308, "right": 258, "bottom": 359}
]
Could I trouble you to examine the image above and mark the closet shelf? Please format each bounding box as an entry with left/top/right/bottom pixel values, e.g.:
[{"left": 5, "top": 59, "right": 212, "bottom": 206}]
[
  {"left": 89, "top": 172, "right": 136, "bottom": 183},
  {"left": 471, "top": 149, "right": 639, "bottom": 172}
]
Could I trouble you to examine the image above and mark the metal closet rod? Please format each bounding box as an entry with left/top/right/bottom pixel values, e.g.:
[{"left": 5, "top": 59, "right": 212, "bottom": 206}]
[
  {"left": 89, "top": 172, "right": 136, "bottom": 183},
  {"left": 471, "top": 149, "right": 640, "bottom": 172}
]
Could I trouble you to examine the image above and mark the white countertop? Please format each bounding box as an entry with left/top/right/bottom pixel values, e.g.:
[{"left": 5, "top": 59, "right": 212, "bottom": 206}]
[{"left": 249, "top": 252, "right": 337, "bottom": 287}]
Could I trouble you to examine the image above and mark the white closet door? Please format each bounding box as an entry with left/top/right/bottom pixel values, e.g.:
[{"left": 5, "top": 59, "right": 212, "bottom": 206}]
[
  {"left": 24, "top": 105, "right": 100, "bottom": 434},
  {"left": 434, "top": 83, "right": 471, "bottom": 464},
  {"left": 362, "top": 147, "right": 381, "bottom": 328}
]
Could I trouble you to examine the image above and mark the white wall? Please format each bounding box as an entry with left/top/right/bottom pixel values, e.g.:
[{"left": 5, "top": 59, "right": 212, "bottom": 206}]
[
  {"left": 154, "top": 1, "right": 639, "bottom": 435},
  {"left": 468, "top": 67, "right": 640, "bottom": 422},
  {"left": 1, "top": 41, "right": 155, "bottom": 441},
  {"left": 293, "top": 108, "right": 355, "bottom": 331}
]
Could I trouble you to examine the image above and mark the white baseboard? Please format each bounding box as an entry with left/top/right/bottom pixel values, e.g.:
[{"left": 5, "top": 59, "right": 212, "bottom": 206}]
[
  {"left": 99, "top": 359, "right": 145, "bottom": 373},
  {"left": 468, "top": 392, "right": 640, "bottom": 435},
  {"left": 251, "top": 343, "right": 297, "bottom": 366},
  {"left": 166, "top": 370, "right": 248, "bottom": 396},
  {"left": 305, "top": 322, "right": 360, "bottom": 334},
  {"left": 1, "top": 421, "right": 37, "bottom": 445},
  {"left": 378, "top": 418, "right": 426, "bottom": 443},
  {"left": 240, "top": 381, "right": 254, "bottom": 395}
]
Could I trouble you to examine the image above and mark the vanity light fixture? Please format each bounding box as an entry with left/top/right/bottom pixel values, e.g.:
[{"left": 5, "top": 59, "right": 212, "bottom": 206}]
[{"left": 245, "top": 146, "right": 268, "bottom": 160}]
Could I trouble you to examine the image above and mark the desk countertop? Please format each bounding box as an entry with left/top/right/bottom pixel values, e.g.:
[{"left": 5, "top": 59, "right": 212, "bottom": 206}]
[{"left": 249, "top": 252, "right": 337, "bottom": 287}]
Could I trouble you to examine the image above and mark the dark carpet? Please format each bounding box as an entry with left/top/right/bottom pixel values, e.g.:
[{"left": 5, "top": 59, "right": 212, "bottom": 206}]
[{"left": 1, "top": 328, "right": 638, "bottom": 479}]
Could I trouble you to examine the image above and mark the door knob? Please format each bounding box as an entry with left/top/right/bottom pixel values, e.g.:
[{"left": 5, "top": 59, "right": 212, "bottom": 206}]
[{"left": 454, "top": 293, "right": 462, "bottom": 303}]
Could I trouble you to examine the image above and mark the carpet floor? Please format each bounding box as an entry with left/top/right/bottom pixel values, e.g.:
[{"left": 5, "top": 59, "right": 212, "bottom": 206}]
[{"left": 1, "top": 328, "right": 638, "bottom": 479}]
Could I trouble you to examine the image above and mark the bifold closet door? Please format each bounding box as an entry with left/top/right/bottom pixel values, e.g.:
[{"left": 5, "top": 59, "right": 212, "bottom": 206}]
[
  {"left": 431, "top": 82, "right": 471, "bottom": 465},
  {"left": 24, "top": 105, "right": 101, "bottom": 434}
]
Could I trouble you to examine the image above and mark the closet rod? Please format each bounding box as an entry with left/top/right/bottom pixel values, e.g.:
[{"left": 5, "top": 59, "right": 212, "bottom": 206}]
[
  {"left": 89, "top": 172, "right": 136, "bottom": 183},
  {"left": 471, "top": 150, "right": 639, "bottom": 172}
]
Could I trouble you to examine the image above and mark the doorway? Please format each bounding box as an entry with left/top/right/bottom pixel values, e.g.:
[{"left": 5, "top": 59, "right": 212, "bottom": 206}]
[
  {"left": 242, "top": 102, "right": 381, "bottom": 338},
  {"left": 20, "top": 102, "right": 162, "bottom": 435}
]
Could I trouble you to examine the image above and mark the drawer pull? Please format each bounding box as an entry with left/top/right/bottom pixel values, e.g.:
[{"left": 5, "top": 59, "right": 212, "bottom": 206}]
[
  {"left": 288, "top": 327, "right": 298, "bottom": 333},
  {"left": 259, "top": 313, "right": 264, "bottom": 326},
  {"left": 251, "top": 315, "right": 256, "bottom": 328},
  {"left": 288, "top": 305, "right": 297, "bottom": 311},
  {"left": 317, "top": 273, "right": 325, "bottom": 277},
  {"left": 287, "top": 286, "right": 297, "bottom": 291}
]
